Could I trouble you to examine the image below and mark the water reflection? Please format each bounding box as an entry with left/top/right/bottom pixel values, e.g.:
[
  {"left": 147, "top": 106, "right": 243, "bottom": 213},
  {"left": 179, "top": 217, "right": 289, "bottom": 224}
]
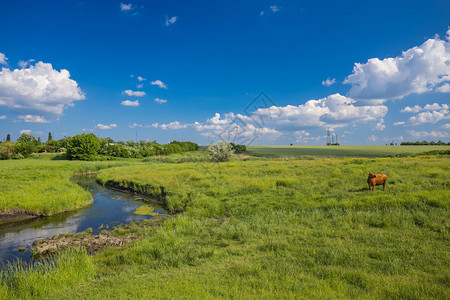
[{"left": 0, "top": 176, "right": 166, "bottom": 266}]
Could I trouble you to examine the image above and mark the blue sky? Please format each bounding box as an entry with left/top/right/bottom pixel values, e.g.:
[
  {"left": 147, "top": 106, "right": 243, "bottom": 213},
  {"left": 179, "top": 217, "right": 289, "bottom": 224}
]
[{"left": 0, "top": 0, "right": 449, "bottom": 145}]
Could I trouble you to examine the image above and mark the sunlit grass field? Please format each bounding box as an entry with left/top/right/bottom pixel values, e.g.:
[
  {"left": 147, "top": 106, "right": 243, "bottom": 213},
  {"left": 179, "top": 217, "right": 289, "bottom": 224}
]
[
  {"left": 0, "top": 155, "right": 133, "bottom": 216},
  {"left": 2, "top": 154, "right": 448, "bottom": 299},
  {"left": 247, "top": 145, "right": 450, "bottom": 157}
]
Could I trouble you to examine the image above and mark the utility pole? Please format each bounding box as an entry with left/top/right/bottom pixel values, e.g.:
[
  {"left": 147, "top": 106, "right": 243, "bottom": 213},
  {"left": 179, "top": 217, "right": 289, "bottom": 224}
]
[{"left": 326, "top": 128, "right": 331, "bottom": 145}]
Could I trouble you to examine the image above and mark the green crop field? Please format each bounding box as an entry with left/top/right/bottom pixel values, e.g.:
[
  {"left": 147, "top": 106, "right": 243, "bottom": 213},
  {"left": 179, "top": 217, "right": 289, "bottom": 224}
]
[
  {"left": 247, "top": 145, "right": 450, "bottom": 157},
  {"left": 1, "top": 153, "right": 449, "bottom": 299}
]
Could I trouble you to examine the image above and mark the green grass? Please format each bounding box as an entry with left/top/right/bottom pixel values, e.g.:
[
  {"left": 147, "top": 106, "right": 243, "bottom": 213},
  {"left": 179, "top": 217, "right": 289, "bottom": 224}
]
[
  {"left": 247, "top": 145, "right": 450, "bottom": 157},
  {"left": 1, "top": 155, "right": 449, "bottom": 298},
  {"left": 0, "top": 155, "right": 134, "bottom": 216}
]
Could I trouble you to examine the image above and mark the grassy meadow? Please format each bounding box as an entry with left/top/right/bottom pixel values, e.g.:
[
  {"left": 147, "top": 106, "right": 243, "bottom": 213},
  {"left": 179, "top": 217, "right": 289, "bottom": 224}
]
[
  {"left": 1, "top": 151, "right": 449, "bottom": 299},
  {"left": 0, "top": 155, "right": 134, "bottom": 216},
  {"left": 247, "top": 145, "right": 450, "bottom": 157}
]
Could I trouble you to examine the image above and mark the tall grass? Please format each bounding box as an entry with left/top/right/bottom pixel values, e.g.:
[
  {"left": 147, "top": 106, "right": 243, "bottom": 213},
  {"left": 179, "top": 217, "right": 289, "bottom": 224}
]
[
  {"left": 1, "top": 156, "right": 449, "bottom": 298},
  {"left": 0, "top": 247, "right": 96, "bottom": 299}
]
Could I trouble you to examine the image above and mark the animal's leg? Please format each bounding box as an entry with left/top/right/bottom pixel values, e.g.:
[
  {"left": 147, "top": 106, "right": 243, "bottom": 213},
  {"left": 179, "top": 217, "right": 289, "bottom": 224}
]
[{"left": 383, "top": 182, "right": 386, "bottom": 191}]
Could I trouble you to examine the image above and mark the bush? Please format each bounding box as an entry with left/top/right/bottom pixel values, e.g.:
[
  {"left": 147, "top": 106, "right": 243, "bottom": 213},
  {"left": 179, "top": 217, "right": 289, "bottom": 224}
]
[
  {"left": 208, "top": 141, "right": 234, "bottom": 162},
  {"left": 66, "top": 134, "right": 100, "bottom": 160},
  {"left": 0, "top": 142, "right": 15, "bottom": 160},
  {"left": 230, "top": 143, "right": 247, "bottom": 154}
]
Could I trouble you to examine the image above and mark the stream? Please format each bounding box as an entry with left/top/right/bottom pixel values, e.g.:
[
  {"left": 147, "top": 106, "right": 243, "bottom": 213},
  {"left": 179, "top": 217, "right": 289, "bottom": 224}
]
[{"left": 0, "top": 176, "right": 166, "bottom": 267}]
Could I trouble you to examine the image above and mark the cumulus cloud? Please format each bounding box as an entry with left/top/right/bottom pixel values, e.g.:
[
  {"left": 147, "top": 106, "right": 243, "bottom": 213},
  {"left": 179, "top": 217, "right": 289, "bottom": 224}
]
[
  {"left": 344, "top": 31, "right": 450, "bottom": 103},
  {"left": 136, "top": 83, "right": 144, "bottom": 89},
  {"left": 0, "top": 115, "right": 6, "bottom": 120},
  {"left": 270, "top": 5, "right": 280, "bottom": 12},
  {"left": 120, "top": 3, "right": 133, "bottom": 11},
  {"left": 0, "top": 61, "right": 85, "bottom": 115},
  {"left": 150, "top": 80, "right": 167, "bottom": 89},
  {"left": 18, "top": 114, "right": 49, "bottom": 123},
  {"left": 159, "top": 121, "right": 187, "bottom": 130},
  {"left": 437, "top": 83, "right": 450, "bottom": 93},
  {"left": 408, "top": 130, "right": 449, "bottom": 139},
  {"left": 137, "top": 76, "right": 146, "bottom": 82},
  {"left": 375, "top": 119, "right": 385, "bottom": 130},
  {"left": 322, "top": 78, "right": 336, "bottom": 87},
  {"left": 96, "top": 123, "right": 117, "bottom": 130},
  {"left": 121, "top": 100, "right": 139, "bottom": 107},
  {"left": 165, "top": 16, "right": 177, "bottom": 26},
  {"left": 123, "top": 90, "right": 146, "bottom": 97},
  {"left": 0, "top": 52, "right": 7, "bottom": 65},
  {"left": 407, "top": 110, "right": 449, "bottom": 126},
  {"left": 367, "top": 134, "right": 377, "bottom": 142},
  {"left": 393, "top": 121, "right": 405, "bottom": 126},
  {"left": 253, "top": 93, "right": 387, "bottom": 129},
  {"left": 18, "top": 59, "right": 35, "bottom": 69},
  {"left": 20, "top": 129, "right": 32, "bottom": 135},
  {"left": 401, "top": 103, "right": 448, "bottom": 113},
  {"left": 442, "top": 123, "right": 450, "bottom": 129},
  {"left": 400, "top": 102, "right": 449, "bottom": 125},
  {"left": 154, "top": 98, "right": 167, "bottom": 104}
]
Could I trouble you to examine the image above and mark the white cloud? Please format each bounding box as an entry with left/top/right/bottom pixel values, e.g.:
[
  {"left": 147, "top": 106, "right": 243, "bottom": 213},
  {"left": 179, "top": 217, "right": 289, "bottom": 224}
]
[
  {"left": 0, "top": 52, "right": 7, "bottom": 65},
  {"left": 393, "top": 121, "right": 405, "bottom": 126},
  {"left": 253, "top": 93, "right": 387, "bottom": 129},
  {"left": 136, "top": 83, "right": 144, "bottom": 89},
  {"left": 441, "top": 123, "right": 450, "bottom": 129},
  {"left": 322, "top": 77, "right": 336, "bottom": 87},
  {"left": 260, "top": 11, "right": 264, "bottom": 16},
  {"left": 150, "top": 80, "right": 167, "bottom": 89},
  {"left": 437, "top": 83, "right": 450, "bottom": 93},
  {"left": 400, "top": 102, "right": 449, "bottom": 126},
  {"left": 270, "top": 5, "right": 280, "bottom": 13},
  {"left": 367, "top": 134, "right": 377, "bottom": 142},
  {"left": 96, "top": 123, "right": 117, "bottom": 130},
  {"left": 401, "top": 103, "right": 449, "bottom": 113},
  {"left": 0, "top": 61, "right": 85, "bottom": 115},
  {"left": 344, "top": 31, "right": 450, "bottom": 102},
  {"left": 120, "top": 3, "right": 133, "bottom": 11},
  {"left": 20, "top": 129, "right": 32, "bottom": 135},
  {"left": 154, "top": 98, "right": 167, "bottom": 104},
  {"left": 165, "top": 16, "right": 177, "bottom": 26},
  {"left": 18, "top": 59, "right": 35, "bottom": 69},
  {"left": 294, "top": 130, "right": 321, "bottom": 144},
  {"left": 407, "top": 110, "right": 449, "bottom": 126},
  {"left": 18, "top": 114, "right": 49, "bottom": 123},
  {"left": 137, "top": 76, "right": 146, "bottom": 82},
  {"left": 123, "top": 90, "right": 146, "bottom": 97},
  {"left": 159, "top": 121, "right": 187, "bottom": 130},
  {"left": 121, "top": 100, "right": 140, "bottom": 107},
  {"left": 0, "top": 115, "right": 6, "bottom": 120},
  {"left": 375, "top": 119, "right": 385, "bottom": 130},
  {"left": 408, "top": 130, "right": 449, "bottom": 139}
]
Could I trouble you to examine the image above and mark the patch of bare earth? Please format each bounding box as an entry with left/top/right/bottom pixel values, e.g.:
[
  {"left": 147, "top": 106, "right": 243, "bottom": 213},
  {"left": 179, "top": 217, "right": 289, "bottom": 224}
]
[
  {"left": 32, "top": 233, "right": 136, "bottom": 258},
  {"left": 0, "top": 209, "right": 41, "bottom": 225}
]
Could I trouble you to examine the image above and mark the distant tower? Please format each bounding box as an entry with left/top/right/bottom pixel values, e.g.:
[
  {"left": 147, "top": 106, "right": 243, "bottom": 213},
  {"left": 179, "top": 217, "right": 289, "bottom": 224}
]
[{"left": 326, "top": 128, "right": 331, "bottom": 145}]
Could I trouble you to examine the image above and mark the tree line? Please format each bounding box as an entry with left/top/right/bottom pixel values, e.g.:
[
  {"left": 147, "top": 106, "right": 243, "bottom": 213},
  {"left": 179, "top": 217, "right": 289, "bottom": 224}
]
[
  {"left": 400, "top": 141, "right": 449, "bottom": 146},
  {"left": 0, "top": 132, "right": 199, "bottom": 160}
]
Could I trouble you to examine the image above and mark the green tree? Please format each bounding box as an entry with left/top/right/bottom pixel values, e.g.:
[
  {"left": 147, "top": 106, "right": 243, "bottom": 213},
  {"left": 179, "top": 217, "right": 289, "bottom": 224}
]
[
  {"left": 6, "top": 133, "right": 11, "bottom": 142},
  {"left": 66, "top": 133, "right": 100, "bottom": 160},
  {"left": 48, "top": 132, "right": 53, "bottom": 141}
]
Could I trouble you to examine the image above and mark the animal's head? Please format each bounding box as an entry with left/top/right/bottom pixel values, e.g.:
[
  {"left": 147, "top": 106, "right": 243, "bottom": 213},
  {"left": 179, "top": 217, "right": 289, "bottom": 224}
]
[{"left": 368, "top": 172, "right": 376, "bottom": 179}]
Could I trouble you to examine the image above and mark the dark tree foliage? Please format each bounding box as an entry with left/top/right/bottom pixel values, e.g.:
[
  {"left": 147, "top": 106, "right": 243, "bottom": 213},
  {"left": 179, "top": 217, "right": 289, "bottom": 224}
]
[
  {"left": 401, "top": 140, "right": 448, "bottom": 145},
  {"left": 66, "top": 133, "right": 100, "bottom": 160},
  {"left": 48, "top": 132, "right": 53, "bottom": 141},
  {"left": 230, "top": 142, "right": 247, "bottom": 153},
  {"left": 6, "top": 134, "right": 11, "bottom": 142}
]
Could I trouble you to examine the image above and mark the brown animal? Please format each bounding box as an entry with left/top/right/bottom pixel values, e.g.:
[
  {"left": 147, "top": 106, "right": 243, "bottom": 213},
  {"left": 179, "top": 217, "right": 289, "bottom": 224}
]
[{"left": 367, "top": 172, "right": 387, "bottom": 191}]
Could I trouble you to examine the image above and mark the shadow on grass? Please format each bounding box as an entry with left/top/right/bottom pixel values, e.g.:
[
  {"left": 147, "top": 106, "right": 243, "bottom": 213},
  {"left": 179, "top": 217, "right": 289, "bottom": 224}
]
[{"left": 348, "top": 188, "right": 370, "bottom": 193}]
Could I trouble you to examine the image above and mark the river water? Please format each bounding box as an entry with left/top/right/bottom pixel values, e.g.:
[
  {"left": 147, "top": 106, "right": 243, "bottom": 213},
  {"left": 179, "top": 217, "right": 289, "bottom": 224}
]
[{"left": 0, "top": 177, "right": 166, "bottom": 266}]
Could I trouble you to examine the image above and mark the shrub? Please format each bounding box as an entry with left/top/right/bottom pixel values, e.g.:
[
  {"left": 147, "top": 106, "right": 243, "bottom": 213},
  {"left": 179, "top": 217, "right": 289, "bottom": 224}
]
[
  {"left": 0, "top": 142, "right": 15, "bottom": 160},
  {"left": 208, "top": 140, "right": 234, "bottom": 162},
  {"left": 230, "top": 143, "right": 247, "bottom": 154},
  {"left": 66, "top": 133, "right": 100, "bottom": 160}
]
